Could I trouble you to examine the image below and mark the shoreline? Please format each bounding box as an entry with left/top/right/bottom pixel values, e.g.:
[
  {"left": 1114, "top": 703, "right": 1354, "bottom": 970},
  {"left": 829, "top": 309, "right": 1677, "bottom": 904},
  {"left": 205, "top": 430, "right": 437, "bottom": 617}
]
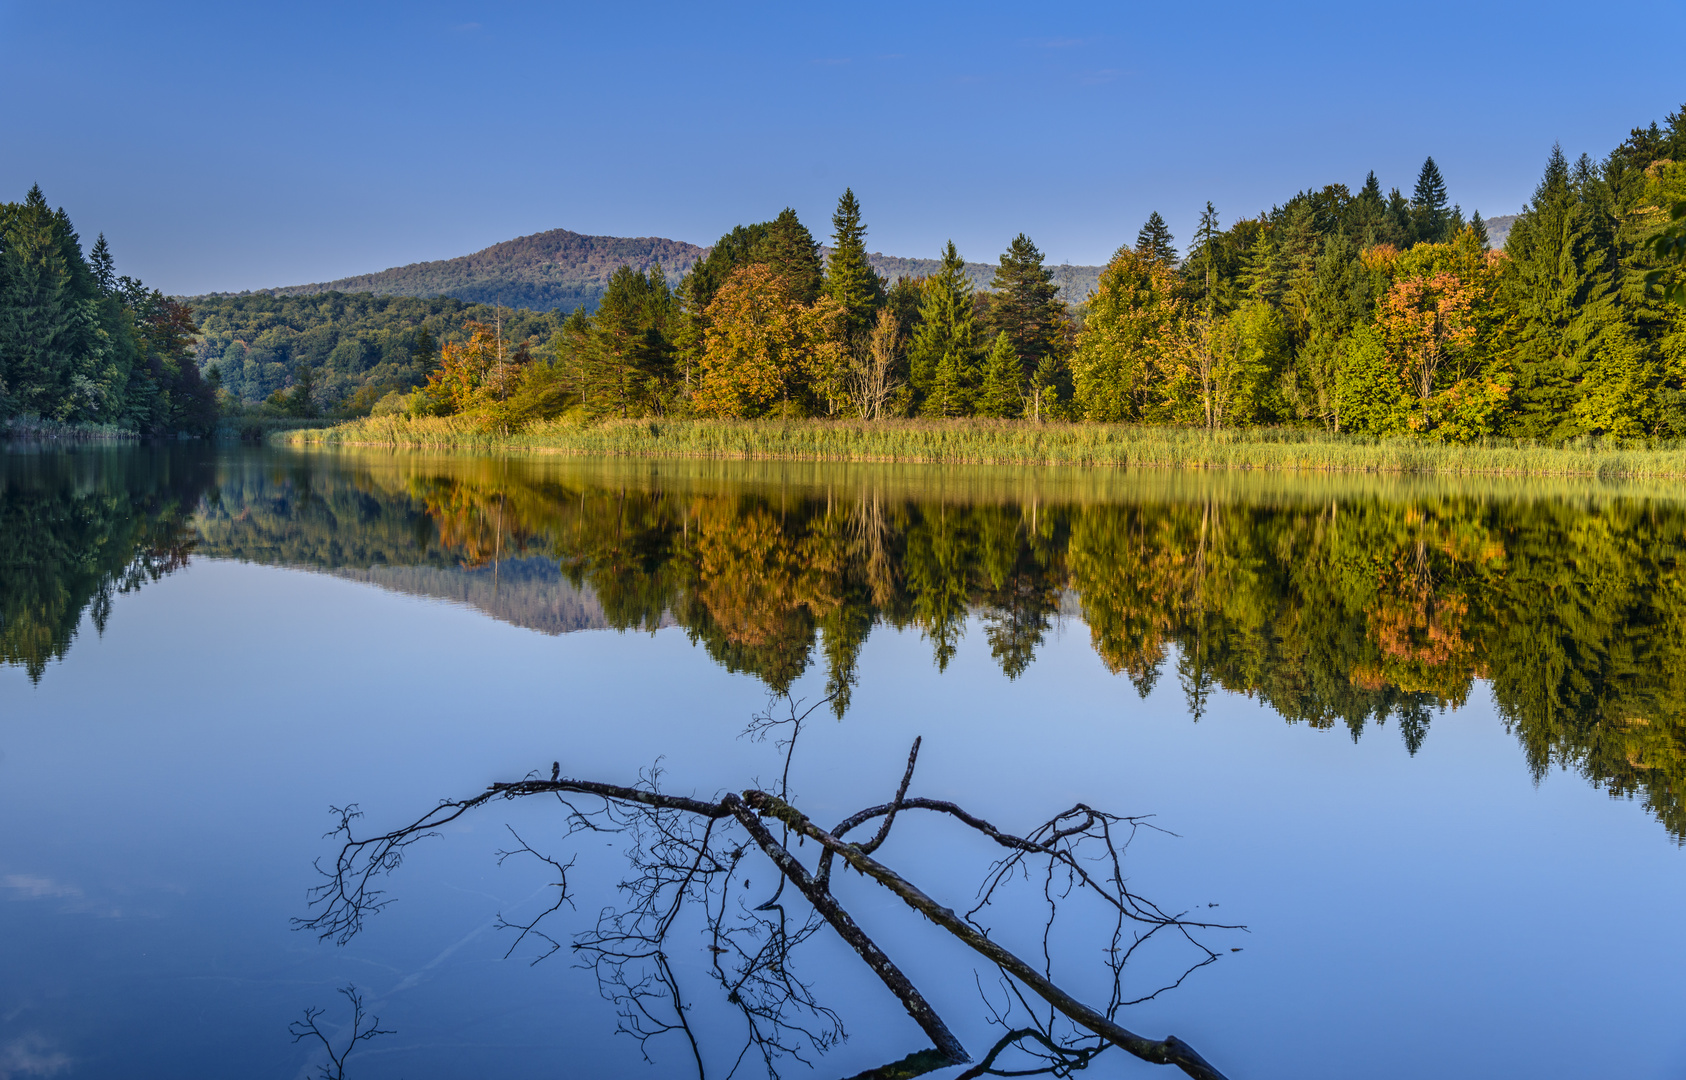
[{"left": 276, "top": 416, "right": 1686, "bottom": 480}]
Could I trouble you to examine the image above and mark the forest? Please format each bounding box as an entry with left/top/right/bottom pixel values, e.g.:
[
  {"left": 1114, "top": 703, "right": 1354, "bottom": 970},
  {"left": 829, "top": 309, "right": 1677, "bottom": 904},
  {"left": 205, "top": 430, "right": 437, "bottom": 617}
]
[
  {"left": 4, "top": 103, "right": 1684, "bottom": 441},
  {"left": 308, "top": 104, "right": 1686, "bottom": 444},
  {"left": 189, "top": 292, "right": 557, "bottom": 411},
  {"left": 0, "top": 186, "right": 217, "bottom": 434}
]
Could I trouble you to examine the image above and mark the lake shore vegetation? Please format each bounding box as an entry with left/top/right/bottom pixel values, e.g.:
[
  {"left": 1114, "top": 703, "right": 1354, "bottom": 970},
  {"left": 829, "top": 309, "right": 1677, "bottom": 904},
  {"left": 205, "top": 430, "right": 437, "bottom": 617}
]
[
  {"left": 283, "top": 415, "right": 1686, "bottom": 479},
  {"left": 269, "top": 105, "right": 1686, "bottom": 460}
]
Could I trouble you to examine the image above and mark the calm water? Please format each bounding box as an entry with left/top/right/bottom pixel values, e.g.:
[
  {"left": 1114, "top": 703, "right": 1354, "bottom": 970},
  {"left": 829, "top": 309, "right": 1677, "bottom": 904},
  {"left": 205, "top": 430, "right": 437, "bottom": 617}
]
[{"left": 4, "top": 444, "right": 1686, "bottom": 1079}]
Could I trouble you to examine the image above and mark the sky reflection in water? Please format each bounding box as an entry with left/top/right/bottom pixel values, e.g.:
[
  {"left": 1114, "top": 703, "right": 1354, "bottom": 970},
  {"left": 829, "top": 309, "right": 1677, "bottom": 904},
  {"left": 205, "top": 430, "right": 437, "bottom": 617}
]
[{"left": 3, "top": 445, "right": 1685, "bottom": 1079}]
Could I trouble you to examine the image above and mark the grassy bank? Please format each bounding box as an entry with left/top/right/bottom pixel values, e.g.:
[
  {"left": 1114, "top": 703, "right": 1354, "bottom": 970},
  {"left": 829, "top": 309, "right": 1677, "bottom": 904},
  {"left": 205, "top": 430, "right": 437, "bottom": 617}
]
[
  {"left": 216, "top": 415, "right": 341, "bottom": 442},
  {"left": 2, "top": 416, "right": 138, "bottom": 441},
  {"left": 279, "top": 415, "right": 1686, "bottom": 480}
]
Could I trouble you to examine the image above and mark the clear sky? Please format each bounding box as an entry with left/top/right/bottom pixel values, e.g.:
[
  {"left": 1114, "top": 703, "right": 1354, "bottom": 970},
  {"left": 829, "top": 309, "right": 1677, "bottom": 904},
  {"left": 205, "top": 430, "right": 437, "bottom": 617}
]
[{"left": 4, "top": 0, "right": 1683, "bottom": 296}]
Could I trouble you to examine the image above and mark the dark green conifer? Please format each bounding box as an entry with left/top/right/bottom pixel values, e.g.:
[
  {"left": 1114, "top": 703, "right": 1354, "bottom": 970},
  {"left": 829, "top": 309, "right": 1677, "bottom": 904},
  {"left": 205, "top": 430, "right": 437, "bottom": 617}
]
[
  {"left": 755, "top": 208, "right": 823, "bottom": 303},
  {"left": 89, "top": 234, "right": 116, "bottom": 295},
  {"left": 989, "top": 233, "right": 1065, "bottom": 376},
  {"left": 1134, "top": 212, "right": 1177, "bottom": 264},
  {"left": 1411, "top": 157, "right": 1451, "bottom": 243},
  {"left": 975, "top": 332, "right": 1022, "bottom": 418},
  {"left": 1470, "top": 211, "right": 1490, "bottom": 249},
  {"left": 1500, "top": 143, "right": 1623, "bottom": 438},
  {"left": 825, "top": 189, "right": 884, "bottom": 344}
]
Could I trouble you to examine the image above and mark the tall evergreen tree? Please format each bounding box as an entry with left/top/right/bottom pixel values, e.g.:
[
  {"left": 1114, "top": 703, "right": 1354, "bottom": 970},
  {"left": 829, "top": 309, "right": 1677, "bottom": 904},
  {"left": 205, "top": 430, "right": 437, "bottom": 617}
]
[
  {"left": 89, "top": 234, "right": 115, "bottom": 295},
  {"left": 989, "top": 233, "right": 1066, "bottom": 381},
  {"left": 1412, "top": 157, "right": 1451, "bottom": 243},
  {"left": 907, "top": 241, "right": 977, "bottom": 416},
  {"left": 975, "top": 332, "right": 1022, "bottom": 418},
  {"left": 825, "top": 189, "right": 884, "bottom": 345},
  {"left": 1499, "top": 144, "right": 1624, "bottom": 438},
  {"left": 1135, "top": 212, "right": 1178, "bottom": 264},
  {"left": 1470, "top": 211, "right": 1491, "bottom": 250},
  {"left": 755, "top": 208, "right": 823, "bottom": 304}
]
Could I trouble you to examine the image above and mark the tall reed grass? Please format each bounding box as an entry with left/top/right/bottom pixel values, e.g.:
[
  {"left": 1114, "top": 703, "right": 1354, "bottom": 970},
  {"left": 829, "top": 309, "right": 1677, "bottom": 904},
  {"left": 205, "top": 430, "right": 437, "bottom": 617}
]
[{"left": 281, "top": 415, "right": 1686, "bottom": 480}]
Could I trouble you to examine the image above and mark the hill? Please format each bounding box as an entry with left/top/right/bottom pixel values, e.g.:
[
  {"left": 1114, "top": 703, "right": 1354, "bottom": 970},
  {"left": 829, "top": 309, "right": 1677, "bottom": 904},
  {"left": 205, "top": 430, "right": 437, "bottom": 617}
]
[
  {"left": 246, "top": 228, "right": 1107, "bottom": 313},
  {"left": 258, "top": 229, "right": 706, "bottom": 313},
  {"left": 1484, "top": 213, "right": 1519, "bottom": 249}
]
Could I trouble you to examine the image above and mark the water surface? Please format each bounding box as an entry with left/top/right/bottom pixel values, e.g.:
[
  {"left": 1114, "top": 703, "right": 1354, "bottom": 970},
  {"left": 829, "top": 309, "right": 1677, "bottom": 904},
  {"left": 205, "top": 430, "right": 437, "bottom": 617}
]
[{"left": 4, "top": 445, "right": 1684, "bottom": 1079}]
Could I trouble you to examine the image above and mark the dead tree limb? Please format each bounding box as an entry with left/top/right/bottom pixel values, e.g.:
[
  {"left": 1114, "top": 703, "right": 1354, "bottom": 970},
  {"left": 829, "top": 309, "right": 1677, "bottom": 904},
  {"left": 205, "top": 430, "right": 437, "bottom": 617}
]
[{"left": 297, "top": 743, "right": 1237, "bottom": 1080}]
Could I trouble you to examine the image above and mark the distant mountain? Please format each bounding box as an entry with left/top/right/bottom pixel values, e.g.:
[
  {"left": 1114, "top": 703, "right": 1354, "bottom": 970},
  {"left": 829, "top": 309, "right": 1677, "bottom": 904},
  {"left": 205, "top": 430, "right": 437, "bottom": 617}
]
[
  {"left": 265, "top": 229, "right": 708, "bottom": 313},
  {"left": 256, "top": 228, "right": 1107, "bottom": 312},
  {"left": 1484, "top": 213, "right": 1519, "bottom": 249}
]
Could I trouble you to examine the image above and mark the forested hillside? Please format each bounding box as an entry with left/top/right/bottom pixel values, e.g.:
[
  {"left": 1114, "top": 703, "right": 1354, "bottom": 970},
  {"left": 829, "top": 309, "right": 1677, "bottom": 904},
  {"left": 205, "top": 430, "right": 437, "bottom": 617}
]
[
  {"left": 189, "top": 292, "right": 557, "bottom": 408},
  {"left": 0, "top": 187, "right": 217, "bottom": 434},
  {"left": 262, "top": 229, "right": 706, "bottom": 312},
  {"left": 257, "top": 227, "right": 1104, "bottom": 313}
]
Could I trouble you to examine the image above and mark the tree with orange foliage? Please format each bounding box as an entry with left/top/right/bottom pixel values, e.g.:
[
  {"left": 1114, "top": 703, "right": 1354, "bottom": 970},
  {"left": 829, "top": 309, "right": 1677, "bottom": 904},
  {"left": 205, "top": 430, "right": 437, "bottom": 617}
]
[
  {"left": 1379, "top": 270, "right": 1479, "bottom": 431},
  {"left": 693, "top": 264, "right": 848, "bottom": 418}
]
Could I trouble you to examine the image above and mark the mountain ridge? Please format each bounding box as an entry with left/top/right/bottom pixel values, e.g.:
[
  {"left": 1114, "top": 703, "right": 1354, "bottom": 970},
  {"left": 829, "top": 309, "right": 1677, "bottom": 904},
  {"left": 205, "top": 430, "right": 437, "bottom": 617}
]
[
  {"left": 214, "top": 215, "right": 1517, "bottom": 316},
  {"left": 223, "top": 227, "right": 1105, "bottom": 312}
]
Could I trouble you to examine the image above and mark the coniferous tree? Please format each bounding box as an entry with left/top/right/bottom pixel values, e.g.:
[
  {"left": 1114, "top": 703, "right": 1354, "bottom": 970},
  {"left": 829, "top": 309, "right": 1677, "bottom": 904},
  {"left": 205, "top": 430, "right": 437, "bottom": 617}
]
[
  {"left": 975, "top": 332, "right": 1023, "bottom": 418},
  {"left": 756, "top": 209, "right": 823, "bottom": 304},
  {"left": 1135, "top": 212, "right": 1178, "bottom": 264},
  {"left": 907, "top": 241, "right": 977, "bottom": 416},
  {"left": 1499, "top": 144, "right": 1623, "bottom": 438},
  {"left": 825, "top": 189, "right": 884, "bottom": 346},
  {"left": 1470, "top": 211, "right": 1491, "bottom": 250},
  {"left": 89, "top": 234, "right": 115, "bottom": 296},
  {"left": 1412, "top": 157, "right": 1451, "bottom": 243},
  {"left": 989, "top": 233, "right": 1066, "bottom": 382}
]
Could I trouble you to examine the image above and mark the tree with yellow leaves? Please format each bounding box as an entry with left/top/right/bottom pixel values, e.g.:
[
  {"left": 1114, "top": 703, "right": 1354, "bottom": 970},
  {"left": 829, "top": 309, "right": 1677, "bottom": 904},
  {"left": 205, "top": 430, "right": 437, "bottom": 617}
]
[{"left": 693, "top": 263, "right": 848, "bottom": 418}]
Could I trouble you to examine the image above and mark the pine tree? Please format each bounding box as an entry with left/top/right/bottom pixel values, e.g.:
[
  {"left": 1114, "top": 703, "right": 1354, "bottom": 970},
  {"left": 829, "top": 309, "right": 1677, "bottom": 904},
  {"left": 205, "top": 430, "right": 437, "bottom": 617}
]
[
  {"left": 1470, "top": 211, "right": 1490, "bottom": 250},
  {"left": 907, "top": 241, "right": 977, "bottom": 415},
  {"left": 989, "top": 233, "right": 1066, "bottom": 382},
  {"left": 825, "top": 189, "right": 884, "bottom": 346},
  {"left": 89, "top": 234, "right": 116, "bottom": 295},
  {"left": 975, "top": 332, "right": 1022, "bottom": 418},
  {"left": 1135, "top": 212, "right": 1177, "bottom": 264},
  {"left": 1412, "top": 157, "right": 1451, "bottom": 243},
  {"left": 1500, "top": 143, "right": 1625, "bottom": 438},
  {"left": 756, "top": 208, "right": 823, "bottom": 303}
]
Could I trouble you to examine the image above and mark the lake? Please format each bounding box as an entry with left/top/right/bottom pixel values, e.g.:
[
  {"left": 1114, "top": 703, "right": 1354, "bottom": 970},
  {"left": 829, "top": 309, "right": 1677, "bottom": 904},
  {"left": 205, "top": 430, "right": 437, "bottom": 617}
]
[{"left": 4, "top": 443, "right": 1685, "bottom": 1080}]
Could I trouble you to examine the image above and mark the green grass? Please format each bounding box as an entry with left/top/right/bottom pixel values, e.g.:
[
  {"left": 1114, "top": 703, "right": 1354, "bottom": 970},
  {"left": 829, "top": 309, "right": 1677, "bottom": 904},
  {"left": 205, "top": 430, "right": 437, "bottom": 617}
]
[
  {"left": 2, "top": 416, "right": 138, "bottom": 441},
  {"left": 278, "top": 415, "right": 1686, "bottom": 480},
  {"left": 216, "top": 415, "right": 341, "bottom": 442}
]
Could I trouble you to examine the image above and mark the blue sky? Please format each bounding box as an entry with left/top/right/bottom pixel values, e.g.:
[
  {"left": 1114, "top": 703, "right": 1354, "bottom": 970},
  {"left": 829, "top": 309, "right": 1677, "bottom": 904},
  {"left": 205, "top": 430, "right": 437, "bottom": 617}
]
[{"left": 3, "top": 0, "right": 1683, "bottom": 295}]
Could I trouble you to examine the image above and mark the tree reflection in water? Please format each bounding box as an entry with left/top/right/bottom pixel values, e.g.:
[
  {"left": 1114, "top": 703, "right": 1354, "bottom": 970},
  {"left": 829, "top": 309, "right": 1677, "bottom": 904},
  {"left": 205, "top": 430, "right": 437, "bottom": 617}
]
[
  {"left": 0, "top": 445, "right": 211, "bottom": 681},
  {"left": 9, "top": 446, "right": 1686, "bottom": 841},
  {"left": 298, "top": 695, "right": 1242, "bottom": 1079},
  {"left": 192, "top": 454, "right": 1686, "bottom": 840}
]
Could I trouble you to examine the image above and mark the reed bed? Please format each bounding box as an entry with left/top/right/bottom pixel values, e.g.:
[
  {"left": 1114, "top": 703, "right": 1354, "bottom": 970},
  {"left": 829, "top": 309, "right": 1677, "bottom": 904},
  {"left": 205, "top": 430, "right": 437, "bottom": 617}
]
[
  {"left": 2, "top": 416, "right": 137, "bottom": 441},
  {"left": 281, "top": 415, "right": 1686, "bottom": 480}
]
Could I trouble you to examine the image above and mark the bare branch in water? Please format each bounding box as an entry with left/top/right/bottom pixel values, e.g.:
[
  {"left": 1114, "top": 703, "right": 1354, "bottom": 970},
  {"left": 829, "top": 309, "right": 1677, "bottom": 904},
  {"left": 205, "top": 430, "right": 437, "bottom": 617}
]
[
  {"left": 297, "top": 706, "right": 1240, "bottom": 1080},
  {"left": 288, "top": 984, "right": 391, "bottom": 1080}
]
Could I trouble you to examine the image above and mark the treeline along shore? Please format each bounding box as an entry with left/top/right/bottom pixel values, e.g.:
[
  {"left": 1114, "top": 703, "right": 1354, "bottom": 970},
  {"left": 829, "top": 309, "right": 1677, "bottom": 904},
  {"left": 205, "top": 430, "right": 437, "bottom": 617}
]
[{"left": 7, "top": 104, "right": 1686, "bottom": 458}]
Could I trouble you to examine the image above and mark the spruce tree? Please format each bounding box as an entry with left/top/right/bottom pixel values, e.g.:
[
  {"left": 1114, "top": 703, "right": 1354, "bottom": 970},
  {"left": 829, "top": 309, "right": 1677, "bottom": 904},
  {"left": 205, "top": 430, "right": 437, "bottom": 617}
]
[
  {"left": 989, "top": 233, "right": 1066, "bottom": 381},
  {"left": 1470, "top": 211, "right": 1490, "bottom": 249},
  {"left": 89, "top": 234, "right": 116, "bottom": 295},
  {"left": 975, "top": 332, "right": 1022, "bottom": 418},
  {"left": 1500, "top": 143, "right": 1624, "bottom": 438},
  {"left": 1135, "top": 212, "right": 1177, "bottom": 264},
  {"left": 1411, "top": 157, "right": 1451, "bottom": 243},
  {"left": 825, "top": 189, "right": 884, "bottom": 345},
  {"left": 755, "top": 208, "right": 823, "bottom": 303},
  {"left": 907, "top": 241, "right": 977, "bottom": 415}
]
